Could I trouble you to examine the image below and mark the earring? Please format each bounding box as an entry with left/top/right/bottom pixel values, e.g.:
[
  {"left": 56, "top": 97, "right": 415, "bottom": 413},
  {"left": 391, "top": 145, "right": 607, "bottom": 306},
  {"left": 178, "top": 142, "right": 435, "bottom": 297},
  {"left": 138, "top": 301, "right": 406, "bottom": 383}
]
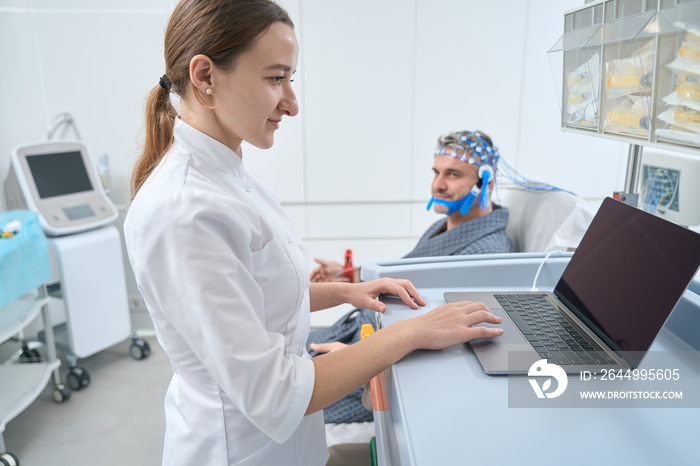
[{"left": 205, "top": 88, "right": 212, "bottom": 95}]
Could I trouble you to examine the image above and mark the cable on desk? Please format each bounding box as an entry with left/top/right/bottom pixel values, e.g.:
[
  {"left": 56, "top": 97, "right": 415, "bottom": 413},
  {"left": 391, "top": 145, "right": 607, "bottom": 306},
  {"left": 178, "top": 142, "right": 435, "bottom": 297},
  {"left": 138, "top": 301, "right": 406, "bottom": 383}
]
[{"left": 531, "top": 250, "right": 565, "bottom": 291}]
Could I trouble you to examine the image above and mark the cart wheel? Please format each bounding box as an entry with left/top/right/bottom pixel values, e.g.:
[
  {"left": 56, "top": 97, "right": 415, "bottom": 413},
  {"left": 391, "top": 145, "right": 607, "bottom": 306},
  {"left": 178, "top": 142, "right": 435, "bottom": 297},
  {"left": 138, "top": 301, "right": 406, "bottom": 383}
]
[
  {"left": 53, "top": 384, "right": 71, "bottom": 403},
  {"left": 0, "top": 451, "right": 19, "bottom": 466},
  {"left": 130, "top": 339, "right": 151, "bottom": 360},
  {"left": 67, "top": 367, "right": 91, "bottom": 391},
  {"left": 19, "top": 347, "right": 41, "bottom": 363}
]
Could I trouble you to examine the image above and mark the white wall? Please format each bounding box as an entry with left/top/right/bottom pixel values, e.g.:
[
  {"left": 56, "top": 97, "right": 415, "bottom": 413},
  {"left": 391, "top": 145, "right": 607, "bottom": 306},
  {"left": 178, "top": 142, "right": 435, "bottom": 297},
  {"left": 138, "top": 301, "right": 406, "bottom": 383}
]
[{"left": 1, "top": 0, "right": 634, "bottom": 325}]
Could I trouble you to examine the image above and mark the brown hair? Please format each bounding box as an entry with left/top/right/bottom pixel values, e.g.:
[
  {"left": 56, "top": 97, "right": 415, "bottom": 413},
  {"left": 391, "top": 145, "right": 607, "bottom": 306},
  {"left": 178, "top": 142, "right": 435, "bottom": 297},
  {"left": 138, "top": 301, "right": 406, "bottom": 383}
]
[{"left": 130, "top": 0, "right": 294, "bottom": 199}]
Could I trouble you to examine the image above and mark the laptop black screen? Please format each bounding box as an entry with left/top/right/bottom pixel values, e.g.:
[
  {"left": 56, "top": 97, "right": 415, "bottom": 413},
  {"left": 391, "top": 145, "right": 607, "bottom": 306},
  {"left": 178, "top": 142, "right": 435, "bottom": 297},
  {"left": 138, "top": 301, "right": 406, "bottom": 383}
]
[{"left": 554, "top": 198, "right": 700, "bottom": 367}]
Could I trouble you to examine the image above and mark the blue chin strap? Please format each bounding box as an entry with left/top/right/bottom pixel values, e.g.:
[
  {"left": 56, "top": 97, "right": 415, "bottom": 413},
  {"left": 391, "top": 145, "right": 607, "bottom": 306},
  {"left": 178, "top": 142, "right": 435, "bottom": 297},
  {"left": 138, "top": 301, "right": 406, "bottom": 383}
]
[
  {"left": 426, "top": 187, "right": 479, "bottom": 215},
  {"left": 426, "top": 165, "right": 494, "bottom": 215}
]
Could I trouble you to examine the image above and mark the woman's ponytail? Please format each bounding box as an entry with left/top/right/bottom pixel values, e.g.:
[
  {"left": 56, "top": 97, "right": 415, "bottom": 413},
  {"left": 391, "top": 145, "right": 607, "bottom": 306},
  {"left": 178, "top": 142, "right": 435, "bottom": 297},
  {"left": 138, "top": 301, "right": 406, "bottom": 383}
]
[{"left": 130, "top": 84, "right": 177, "bottom": 199}]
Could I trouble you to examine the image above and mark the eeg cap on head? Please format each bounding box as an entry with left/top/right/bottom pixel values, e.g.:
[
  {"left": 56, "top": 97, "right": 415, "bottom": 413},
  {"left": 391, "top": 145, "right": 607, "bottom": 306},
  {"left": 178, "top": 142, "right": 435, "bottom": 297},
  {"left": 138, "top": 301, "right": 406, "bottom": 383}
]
[{"left": 435, "top": 130, "right": 500, "bottom": 172}]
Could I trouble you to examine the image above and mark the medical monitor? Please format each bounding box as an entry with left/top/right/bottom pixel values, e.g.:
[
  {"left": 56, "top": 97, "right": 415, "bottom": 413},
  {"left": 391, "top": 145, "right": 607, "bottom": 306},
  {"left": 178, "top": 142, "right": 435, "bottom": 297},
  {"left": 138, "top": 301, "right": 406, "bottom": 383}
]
[
  {"left": 639, "top": 150, "right": 700, "bottom": 227},
  {"left": 3, "top": 140, "right": 117, "bottom": 236}
]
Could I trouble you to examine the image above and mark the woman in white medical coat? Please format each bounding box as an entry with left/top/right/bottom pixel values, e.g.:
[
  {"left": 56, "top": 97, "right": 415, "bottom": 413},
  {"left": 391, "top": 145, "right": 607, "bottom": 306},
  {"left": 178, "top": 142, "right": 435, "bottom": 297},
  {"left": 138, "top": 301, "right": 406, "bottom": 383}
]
[{"left": 124, "top": 1, "right": 504, "bottom": 464}]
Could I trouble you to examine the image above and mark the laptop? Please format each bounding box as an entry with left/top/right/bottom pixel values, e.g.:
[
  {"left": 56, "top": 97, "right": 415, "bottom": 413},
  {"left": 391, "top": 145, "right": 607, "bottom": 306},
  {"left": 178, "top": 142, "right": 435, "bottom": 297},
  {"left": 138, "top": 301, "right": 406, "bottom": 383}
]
[{"left": 444, "top": 197, "right": 700, "bottom": 375}]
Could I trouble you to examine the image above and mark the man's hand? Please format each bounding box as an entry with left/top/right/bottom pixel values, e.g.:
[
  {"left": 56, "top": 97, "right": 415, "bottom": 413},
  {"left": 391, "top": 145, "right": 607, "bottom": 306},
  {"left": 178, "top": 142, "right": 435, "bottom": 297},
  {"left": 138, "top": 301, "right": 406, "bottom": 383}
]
[
  {"left": 309, "top": 341, "right": 349, "bottom": 354},
  {"left": 310, "top": 257, "right": 344, "bottom": 283}
]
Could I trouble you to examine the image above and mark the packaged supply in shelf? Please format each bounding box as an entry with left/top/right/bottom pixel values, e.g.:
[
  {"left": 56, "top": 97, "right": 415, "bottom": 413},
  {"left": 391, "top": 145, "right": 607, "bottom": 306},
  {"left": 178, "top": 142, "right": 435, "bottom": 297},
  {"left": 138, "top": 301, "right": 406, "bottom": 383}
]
[
  {"left": 569, "top": 91, "right": 591, "bottom": 105},
  {"left": 679, "top": 45, "right": 700, "bottom": 63},
  {"left": 657, "top": 91, "right": 700, "bottom": 147},
  {"left": 656, "top": 104, "right": 700, "bottom": 146},
  {"left": 662, "top": 90, "right": 700, "bottom": 112},
  {"left": 667, "top": 57, "right": 700, "bottom": 78},
  {"left": 673, "top": 107, "right": 700, "bottom": 125},
  {"left": 605, "top": 39, "right": 655, "bottom": 99},
  {"left": 678, "top": 29, "right": 700, "bottom": 61},
  {"left": 661, "top": 65, "right": 700, "bottom": 112},
  {"left": 604, "top": 97, "right": 650, "bottom": 136},
  {"left": 658, "top": 106, "right": 700, "bottom": 133},
  {"left": 566, "top": 53, "right": 600, "bottom": 127},
  {"left": 667, "top": 34, "right": 700, "bottom": 79},
  {"left": 570, "top": 102, "right": 598, "bottom": 127},
  {"left": 663, "top": 56, "right": 700, "bottom": 110},
  {"left": 679, "top": 72, "right": 700, "bottom": 86},
  {"left": 607, "top": 71, "right": 653, "bottom": 94},
  {"left": 606, "top": 109, "right": 650, "bottom": 132},
  {"left": 676, "top": 84, "right": 700, "bottom": 106}
]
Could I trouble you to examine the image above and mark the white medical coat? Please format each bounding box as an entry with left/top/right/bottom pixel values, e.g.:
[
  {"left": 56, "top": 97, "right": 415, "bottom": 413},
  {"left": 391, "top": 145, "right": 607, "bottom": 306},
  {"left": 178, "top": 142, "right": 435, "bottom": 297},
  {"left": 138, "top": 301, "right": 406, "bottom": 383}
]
[{"left": 124, "top": 119, "right": 328, "bottom": 465}]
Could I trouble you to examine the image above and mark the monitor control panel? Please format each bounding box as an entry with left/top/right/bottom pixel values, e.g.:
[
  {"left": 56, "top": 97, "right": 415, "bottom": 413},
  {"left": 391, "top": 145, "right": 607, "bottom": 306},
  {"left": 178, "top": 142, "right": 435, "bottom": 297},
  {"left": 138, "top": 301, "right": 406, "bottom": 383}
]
[{"left": 4, "top": 140, "right": 118, "bottom": 236}]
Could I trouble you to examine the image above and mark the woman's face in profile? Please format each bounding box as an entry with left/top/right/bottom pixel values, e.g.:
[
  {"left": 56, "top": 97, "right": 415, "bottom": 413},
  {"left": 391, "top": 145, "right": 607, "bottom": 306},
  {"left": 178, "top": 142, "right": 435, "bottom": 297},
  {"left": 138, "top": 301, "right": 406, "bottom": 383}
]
[{"left": 213, "top": 22, "right": 300, "bottom": 151}]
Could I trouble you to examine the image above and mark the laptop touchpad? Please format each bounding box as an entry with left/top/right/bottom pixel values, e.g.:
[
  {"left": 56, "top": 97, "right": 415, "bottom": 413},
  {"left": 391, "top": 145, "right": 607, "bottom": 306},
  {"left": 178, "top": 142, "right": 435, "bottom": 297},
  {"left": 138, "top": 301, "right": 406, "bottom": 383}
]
[{"left": 473, "top": 307, "right": 525, "bottom": 344}]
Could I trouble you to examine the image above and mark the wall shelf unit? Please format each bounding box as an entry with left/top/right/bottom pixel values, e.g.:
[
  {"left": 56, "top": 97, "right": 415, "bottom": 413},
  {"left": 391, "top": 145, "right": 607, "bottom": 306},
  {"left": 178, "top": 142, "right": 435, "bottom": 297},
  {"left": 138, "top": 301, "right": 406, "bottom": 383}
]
[{"left": 548, "top": 0, "right": 700, "bottom": 156}]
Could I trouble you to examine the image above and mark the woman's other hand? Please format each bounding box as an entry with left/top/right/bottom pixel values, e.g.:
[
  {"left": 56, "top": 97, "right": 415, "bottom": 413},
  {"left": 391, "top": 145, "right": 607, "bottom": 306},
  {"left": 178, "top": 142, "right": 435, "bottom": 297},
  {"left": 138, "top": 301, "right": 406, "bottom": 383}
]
[
  {"left": 403, "top": 300, "right": 503, "bottom": 349},
  {"left": 346, "top": 277, "right": 426, "bottom": 312}
]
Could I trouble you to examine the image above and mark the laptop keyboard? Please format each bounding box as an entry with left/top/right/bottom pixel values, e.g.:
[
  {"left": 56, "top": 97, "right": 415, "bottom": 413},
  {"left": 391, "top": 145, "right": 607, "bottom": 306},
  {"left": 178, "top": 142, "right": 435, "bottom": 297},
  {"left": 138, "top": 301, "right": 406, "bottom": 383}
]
[{"left": 494, "top": 293, "right": 614, "bottom": 366}]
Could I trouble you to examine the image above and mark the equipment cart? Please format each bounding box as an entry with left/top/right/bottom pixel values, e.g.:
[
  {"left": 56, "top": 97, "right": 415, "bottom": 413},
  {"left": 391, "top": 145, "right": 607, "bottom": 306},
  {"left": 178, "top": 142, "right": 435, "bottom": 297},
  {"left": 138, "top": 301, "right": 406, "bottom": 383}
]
[
  {"left": 4, "top": 140, "right": 151, "bottom": 393},
  {"left": 1, "top": 209, "right": 69, "bottom": 466},
  {"left": 0, "top": 288, "right": 69, "bottom": 466}
]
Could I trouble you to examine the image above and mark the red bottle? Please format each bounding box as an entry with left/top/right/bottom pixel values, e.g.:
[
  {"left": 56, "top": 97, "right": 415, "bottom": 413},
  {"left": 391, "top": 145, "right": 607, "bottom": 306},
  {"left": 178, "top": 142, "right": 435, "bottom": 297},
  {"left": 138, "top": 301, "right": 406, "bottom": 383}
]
[{"left": 342, "top": 249, "right": 353, "bottom": 282}]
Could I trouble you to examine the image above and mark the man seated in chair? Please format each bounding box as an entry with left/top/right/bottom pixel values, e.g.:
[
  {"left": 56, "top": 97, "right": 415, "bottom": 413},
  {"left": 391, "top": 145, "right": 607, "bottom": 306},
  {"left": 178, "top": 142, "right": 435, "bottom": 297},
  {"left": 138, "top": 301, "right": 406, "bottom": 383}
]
[
  {"left": 311, "top": 130, "right": 514, "bottom": 284},
  {"left": 307, "top": 130, "right": 515, "bottom": 424}
]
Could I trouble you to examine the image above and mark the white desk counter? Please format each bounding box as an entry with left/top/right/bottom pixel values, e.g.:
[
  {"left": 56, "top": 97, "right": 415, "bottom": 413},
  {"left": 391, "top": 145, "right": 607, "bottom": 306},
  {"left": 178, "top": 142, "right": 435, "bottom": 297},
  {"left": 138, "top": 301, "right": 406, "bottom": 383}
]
[{"left": 362, "top": 254, "right": 700, "bottom": 466}]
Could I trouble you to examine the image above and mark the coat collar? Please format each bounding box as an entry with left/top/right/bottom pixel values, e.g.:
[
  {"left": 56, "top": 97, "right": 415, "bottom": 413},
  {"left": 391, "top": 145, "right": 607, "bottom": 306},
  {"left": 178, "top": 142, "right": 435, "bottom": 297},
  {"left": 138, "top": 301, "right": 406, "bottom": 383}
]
[{"left": 173, "top": 118, "right": 245, "bottom": 179}]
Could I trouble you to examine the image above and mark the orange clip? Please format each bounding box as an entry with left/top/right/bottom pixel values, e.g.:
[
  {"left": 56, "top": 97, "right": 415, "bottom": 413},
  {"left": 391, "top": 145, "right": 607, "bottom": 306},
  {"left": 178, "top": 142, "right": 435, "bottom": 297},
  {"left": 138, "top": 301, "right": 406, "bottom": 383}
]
[
  {"left": 361, "top": 323, "right": 374, "bottom": 340},
  {"left": 360, "top": 324, "right": 389, "bottom": 411}
]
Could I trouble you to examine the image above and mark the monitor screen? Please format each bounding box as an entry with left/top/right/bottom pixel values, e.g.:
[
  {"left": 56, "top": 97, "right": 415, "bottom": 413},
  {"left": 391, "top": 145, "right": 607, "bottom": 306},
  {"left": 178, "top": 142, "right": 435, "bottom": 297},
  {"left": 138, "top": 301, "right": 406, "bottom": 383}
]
[{"left": 26, "top": 151, "right": 93, "bottom": 199}]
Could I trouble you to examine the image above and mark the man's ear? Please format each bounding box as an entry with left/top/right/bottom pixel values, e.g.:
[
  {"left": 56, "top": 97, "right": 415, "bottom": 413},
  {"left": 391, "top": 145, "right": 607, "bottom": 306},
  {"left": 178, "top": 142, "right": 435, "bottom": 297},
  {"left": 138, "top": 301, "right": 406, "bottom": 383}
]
[{"left": 190, "top": 54, "right": 214, "bottom": 94}]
